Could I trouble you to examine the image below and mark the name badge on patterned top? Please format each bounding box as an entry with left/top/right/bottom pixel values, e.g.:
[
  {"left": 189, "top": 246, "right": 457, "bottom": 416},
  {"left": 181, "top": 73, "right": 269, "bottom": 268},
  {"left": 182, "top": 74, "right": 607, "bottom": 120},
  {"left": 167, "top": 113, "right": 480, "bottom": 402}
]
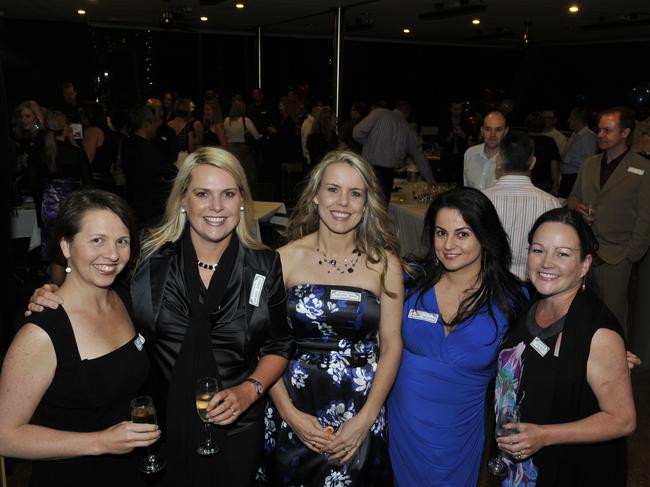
[
  {"left": 330, "top": 289, "right": 362, "bottom": 302},
  {"left": 408, "top": 309, "right": 439, "bottom": 324},
  {"left": 249, "top": 274, "right": 266, "bottom": 307},
  {"left": 134, "top": 333, "right": 145, "bottom": 351}
]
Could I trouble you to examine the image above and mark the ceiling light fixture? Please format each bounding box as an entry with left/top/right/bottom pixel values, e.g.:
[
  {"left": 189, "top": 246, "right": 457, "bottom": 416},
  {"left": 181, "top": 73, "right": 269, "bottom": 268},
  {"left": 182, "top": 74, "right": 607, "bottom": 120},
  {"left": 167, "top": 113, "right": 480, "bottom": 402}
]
[
  {"left": 569, "top": 4, "right": 580, "bottom": 14},
  {"left": 419, "top": 0, "right": 487, "bottom": 21},
  {"left": 235, "top": 2, "right": 245, "bottom": 9},
  {"left": 77, "top": 9, "right": 86, "bottom": 15},
  {"left": 472, "top": 18, "right": 481, "bottom": 25},
  {"left": 403, "top": 28, "right": 411, "bottom": 34},
  {"left": 200, "top": 16, "right": 208, "bottom": 21}
]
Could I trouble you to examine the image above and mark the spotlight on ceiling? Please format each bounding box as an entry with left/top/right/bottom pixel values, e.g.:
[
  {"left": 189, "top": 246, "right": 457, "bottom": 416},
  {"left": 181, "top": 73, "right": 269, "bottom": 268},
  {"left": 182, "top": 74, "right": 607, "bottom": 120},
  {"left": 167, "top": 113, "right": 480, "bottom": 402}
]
[
  {"left": 235, "top": 2, "right": 245, "bottom": 9},
  {"left": 200, "top": 16, "right": 208, "bottom": 21},
  {"left": 569, "top": 4, "right": 580, "bottom": 14},
  {"left": 77, "top": 9, "right": 86, "bottom": 15},
  {"left": 472, "top": 18, "right": 481, "bottom": 25}
]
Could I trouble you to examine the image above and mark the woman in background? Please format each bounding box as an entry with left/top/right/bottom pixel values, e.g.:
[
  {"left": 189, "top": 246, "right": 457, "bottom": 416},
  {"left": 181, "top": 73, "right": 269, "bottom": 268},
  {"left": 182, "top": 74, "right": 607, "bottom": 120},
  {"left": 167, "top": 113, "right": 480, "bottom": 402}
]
[
  {"left": 224, "top": 100, "right": 260, "bottom": 183},
  {"left": 202, "top": 99, "right": 229, "bottom": 151}
]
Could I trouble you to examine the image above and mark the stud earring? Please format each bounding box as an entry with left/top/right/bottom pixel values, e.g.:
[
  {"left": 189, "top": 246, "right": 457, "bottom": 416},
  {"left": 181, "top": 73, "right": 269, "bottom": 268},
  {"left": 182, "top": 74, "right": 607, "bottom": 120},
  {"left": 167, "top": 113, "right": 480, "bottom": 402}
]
[
  {"left": 240, "top": 206, "right": 244, "bottom": 211},
  {"left": 181, "top": 208, "right": 187, "bottom": 214}
]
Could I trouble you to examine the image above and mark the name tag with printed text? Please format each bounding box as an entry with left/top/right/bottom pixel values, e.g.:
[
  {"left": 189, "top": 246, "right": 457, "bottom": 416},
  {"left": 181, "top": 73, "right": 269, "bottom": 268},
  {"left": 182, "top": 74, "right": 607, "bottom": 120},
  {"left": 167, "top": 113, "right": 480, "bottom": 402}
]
[
  {"left": 530, "top": 337, "right": 549, "bottom": 357},
  {"left": 330, "top": 289, "right": 362, "bottom": 302},
  {"left": 408, "top": 309, "right": 439, "bottom": 324},
  {"left": 249, "top": 274, "right": 266, "bottom": 307},
  {"left": 628, "top": 166, "right": 645, "bottom": 176}
]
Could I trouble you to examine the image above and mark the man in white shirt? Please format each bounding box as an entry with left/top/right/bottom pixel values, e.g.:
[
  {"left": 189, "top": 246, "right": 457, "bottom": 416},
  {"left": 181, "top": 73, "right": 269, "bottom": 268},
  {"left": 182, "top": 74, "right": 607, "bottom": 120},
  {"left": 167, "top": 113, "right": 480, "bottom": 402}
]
[
  {"left": 483, "top": 132, "right": 561, "bottom": 280},
  {"left": 542, "top": 107, "right": 567, "bottom": 155},
  {"left": 463, "top": 110, "right": 508, "bottom": 189},
  {"left": 558, "top": 107, "right": 598, "bottom": 197}
]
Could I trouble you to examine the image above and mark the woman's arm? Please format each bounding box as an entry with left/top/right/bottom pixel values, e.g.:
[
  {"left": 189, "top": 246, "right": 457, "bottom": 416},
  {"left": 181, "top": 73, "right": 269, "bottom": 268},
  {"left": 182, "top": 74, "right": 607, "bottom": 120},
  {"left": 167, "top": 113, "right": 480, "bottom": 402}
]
[
  {"left": 245, "top": 118, "right": 261, "bottom": 140},
  {"left": 215, "top": 122, "right": 229, "bottom": 150},
  {"left": 327, "top": 253, "right": 405, "bottom": 463},
  {"left": 499, "top": 328, "right": 636, "bottom": 458},
  {"left": 0, "top": 324, "right": 159, "bottom": 459}
]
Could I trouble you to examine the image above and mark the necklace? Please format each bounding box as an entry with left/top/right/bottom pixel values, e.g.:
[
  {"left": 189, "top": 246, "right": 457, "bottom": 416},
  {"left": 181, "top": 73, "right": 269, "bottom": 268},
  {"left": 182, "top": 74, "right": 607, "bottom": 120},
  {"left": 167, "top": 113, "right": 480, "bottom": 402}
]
[
  {"left": 316, "top": 247, "right": 360, "bottom": 274},
  {"left": 197, "top": 259, "right": 219, "bottom": 271}
]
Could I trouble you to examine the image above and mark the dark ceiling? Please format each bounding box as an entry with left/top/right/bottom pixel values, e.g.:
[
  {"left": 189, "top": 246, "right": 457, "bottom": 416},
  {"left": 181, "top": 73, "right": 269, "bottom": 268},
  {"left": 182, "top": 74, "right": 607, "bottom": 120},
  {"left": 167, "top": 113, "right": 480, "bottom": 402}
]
[{"left": 3, "top": 0, "right": 650, "bottom": 46}]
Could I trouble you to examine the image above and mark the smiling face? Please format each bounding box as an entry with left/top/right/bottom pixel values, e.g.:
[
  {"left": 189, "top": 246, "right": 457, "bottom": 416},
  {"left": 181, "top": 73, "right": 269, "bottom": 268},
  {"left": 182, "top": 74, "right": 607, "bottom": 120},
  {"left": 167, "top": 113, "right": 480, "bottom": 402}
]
[
  {"left": 433, "top": 208, "right": 482, "bottom": 274},
  {"left": 20, "top": 108, "right": 36, "bottom": 130},
  {"left": 313, "top": 162, "right": 367, "bottom": 235},
  {"left": 527, "top": 222, "right": 591, "bottom": 298},
  {"left": 182, "top": 164, "right": 243, "bottom": 249},
  {"left": 61, "top": 209, "right": 131, "bottom": 288}
]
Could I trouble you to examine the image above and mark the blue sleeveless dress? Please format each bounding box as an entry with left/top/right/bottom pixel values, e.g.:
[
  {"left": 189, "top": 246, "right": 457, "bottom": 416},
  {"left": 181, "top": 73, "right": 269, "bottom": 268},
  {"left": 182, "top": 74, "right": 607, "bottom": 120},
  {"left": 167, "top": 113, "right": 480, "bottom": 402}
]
[{"left": 388, "top": 286, "right": 508, "bottom": 487}]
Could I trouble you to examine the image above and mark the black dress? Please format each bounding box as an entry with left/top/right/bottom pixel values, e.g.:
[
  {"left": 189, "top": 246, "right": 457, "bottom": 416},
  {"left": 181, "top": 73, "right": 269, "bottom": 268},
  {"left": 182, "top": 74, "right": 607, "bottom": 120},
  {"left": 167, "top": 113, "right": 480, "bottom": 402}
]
[
  {"left": 27, "top": 289, "right": 150, "bottom": 487},
  {"left": 495, "top": 289, "right": 627, "bottom": 486}
]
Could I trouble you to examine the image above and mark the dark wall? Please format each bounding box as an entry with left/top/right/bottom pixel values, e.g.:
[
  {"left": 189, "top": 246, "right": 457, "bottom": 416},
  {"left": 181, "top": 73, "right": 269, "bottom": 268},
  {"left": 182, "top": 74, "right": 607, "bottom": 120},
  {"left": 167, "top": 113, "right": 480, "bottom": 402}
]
[{"left": 2, "top": 19, "right": 649, "bottom": 128}]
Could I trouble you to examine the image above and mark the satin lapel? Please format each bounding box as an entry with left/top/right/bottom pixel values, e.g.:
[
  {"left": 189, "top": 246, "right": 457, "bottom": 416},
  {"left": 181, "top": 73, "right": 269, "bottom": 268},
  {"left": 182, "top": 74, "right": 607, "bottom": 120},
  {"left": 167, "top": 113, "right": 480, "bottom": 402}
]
[{"left": 149, "top": 252, "right": 174, "bottom": 325}]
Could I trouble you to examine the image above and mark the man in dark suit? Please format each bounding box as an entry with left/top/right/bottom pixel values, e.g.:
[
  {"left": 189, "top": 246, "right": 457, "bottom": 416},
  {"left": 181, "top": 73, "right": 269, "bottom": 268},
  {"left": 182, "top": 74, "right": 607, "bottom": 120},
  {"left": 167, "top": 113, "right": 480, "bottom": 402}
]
[{"left": 568, "top": 106, "right": 650, "bottom": 332}]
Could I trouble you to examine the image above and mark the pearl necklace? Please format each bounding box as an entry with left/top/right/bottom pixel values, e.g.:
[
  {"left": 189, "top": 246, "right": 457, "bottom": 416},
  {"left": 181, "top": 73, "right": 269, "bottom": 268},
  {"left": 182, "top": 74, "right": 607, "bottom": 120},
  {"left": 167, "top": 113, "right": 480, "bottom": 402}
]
[
  {"left": 197, "top": 259, "right": 218, "bottom": 271},
  {"left": 316, "top": 247, "right": 360, "bottom": 274}
]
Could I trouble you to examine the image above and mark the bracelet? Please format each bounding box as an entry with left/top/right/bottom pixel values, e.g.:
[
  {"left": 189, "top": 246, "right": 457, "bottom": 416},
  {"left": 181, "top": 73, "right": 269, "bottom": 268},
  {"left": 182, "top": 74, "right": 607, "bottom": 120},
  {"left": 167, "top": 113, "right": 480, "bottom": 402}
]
[{"left": 246, "top": 377, "right": 264, "bottom": 397}]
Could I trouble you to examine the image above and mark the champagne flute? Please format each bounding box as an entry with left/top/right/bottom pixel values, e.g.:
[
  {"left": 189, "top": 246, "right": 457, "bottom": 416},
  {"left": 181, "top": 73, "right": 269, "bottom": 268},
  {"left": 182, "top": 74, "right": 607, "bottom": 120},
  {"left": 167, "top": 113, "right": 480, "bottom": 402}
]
[
  {"left": 130, "top": 395, "right": 166, "bottom": 474},
  {"left": 487, "top": 405, "right": 520, "bottom": 477},
  {"left": 196, "top": 377, "right": 220, "bottom": 455},
  {"left": 584, "top": 201, "right": 596, "bottom": 225}
]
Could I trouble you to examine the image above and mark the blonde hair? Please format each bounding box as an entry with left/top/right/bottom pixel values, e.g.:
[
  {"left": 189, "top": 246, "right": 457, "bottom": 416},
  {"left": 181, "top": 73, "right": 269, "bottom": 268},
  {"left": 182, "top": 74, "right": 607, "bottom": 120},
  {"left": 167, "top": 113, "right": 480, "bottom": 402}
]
[
  {"left": 139, "top": 147, "right": 264, "bottom": 263},
  {"left": 12, "top": 100, "right": 44, "bottom": 139},
  {"left": 42, "top": 111, "right": 68, "bottom": 173},
  {"left": 288, "top": 150, "right": 403, "bottom": 296}
]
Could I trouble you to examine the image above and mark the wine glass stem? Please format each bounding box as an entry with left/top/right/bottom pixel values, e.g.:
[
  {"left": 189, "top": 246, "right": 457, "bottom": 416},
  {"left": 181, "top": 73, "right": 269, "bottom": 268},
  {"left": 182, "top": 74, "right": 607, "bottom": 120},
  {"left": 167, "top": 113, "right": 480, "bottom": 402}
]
[{"left": 204, "top": 422, "right": 212, "bottom": 447}]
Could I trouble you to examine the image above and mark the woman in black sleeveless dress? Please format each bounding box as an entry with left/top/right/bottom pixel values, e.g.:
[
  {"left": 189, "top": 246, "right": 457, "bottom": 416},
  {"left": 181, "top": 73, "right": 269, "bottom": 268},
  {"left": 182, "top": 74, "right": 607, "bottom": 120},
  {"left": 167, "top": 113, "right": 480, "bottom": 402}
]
[{"left": 0, "top": 189, "right": 159, "bottom": 486}]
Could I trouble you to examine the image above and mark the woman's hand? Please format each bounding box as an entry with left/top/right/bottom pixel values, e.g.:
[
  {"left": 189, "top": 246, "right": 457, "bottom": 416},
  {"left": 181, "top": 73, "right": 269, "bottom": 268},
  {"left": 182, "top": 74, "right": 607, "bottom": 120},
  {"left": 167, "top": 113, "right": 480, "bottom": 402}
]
[
  {"left": 325, "top": 414, "right": 372, "bottom": 464},
  {"left": 626, "top": 350, "right": 641, "bottom": 370},
  {"left": 206, "top": 383, "right": 257, "bottom": 426},
  {"left": 25, "top": 284, "right": 62, "bottom": 317},
  {"left": 284, "top": 410, "right": 333, "bottom": 453},
  {"left": 97, "top": 421, "right": 160, "bottom": 455},
  {"left": 497, "top": 422, "right": 547, "bottom": 461}
]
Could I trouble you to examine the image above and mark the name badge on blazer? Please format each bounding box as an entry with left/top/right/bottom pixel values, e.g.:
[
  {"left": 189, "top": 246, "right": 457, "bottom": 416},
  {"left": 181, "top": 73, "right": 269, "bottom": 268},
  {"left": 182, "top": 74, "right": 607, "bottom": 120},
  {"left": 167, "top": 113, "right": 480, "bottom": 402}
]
[
  {"left": 628, "top": 166, "right": 645, "bottom": 176},
  {"left": 249, "top": 274, "right": 266, "bottom": 307},
  {"left": 408, "top": 309, "right": 439, "bottom": 324},
  {"left": 134, "top": 334, "right": 145, "bottom": 351}
]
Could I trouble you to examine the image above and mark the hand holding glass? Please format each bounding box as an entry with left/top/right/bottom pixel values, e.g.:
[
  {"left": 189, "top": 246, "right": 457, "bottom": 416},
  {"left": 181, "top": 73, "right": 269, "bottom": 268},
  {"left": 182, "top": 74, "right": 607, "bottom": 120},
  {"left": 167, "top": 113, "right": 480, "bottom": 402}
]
[
  {"left": 130, "top": 395, "right": 166, "bottom": 474},
  {"left": 487, "top": 405, "right": 520, "bottom": 477},
  {"left": 196, "top": 377, "right": 220, "bottom": 455}
]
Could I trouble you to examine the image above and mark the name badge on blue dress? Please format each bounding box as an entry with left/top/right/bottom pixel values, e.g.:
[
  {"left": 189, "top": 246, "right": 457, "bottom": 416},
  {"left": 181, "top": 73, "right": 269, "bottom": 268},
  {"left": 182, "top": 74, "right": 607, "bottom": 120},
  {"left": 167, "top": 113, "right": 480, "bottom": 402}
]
[{"left": 408, "top": 309, "right": 439, "bottom": 324}]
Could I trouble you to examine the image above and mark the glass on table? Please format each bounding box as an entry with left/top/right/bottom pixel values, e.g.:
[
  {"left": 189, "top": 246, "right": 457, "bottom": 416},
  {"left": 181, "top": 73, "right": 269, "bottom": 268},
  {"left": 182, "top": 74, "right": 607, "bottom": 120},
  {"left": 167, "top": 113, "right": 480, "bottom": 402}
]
[
  {"left": 130, "top": 395, "right": 166, "bottom": 474},
  {"left": 196, "top": 377, "right": 220, "bottom": 455}
]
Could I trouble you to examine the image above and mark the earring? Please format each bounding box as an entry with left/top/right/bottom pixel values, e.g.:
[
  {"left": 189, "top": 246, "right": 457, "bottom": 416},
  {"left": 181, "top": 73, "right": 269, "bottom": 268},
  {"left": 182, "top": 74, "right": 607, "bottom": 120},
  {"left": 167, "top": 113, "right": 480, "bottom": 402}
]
[
  {"left": 240, "top": 206, "right": 244, "bottom": 211},
  {"left": 65, "top": 260, "right": 72, "bottom": 274},
  {"left": 581, "top": 276, "right": 586, "bottom": 292},
  {"left": 434, "top": 257, "right": 439, "bottom": 266}
]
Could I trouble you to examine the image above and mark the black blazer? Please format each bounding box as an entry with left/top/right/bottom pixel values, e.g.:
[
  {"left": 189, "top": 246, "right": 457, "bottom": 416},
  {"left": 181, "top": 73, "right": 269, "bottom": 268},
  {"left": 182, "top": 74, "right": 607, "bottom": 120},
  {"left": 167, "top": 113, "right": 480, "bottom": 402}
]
[{"left": 131, "top": 235, "right": 294, "bottom": 429}]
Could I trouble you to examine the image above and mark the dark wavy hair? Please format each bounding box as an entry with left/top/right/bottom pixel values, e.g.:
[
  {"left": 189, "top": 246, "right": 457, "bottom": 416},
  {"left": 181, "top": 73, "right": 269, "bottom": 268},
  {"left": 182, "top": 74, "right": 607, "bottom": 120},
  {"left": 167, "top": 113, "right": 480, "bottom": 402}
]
[
  {"left": 406, "top": 187, "right": 525, "bottom": 337},
  {"left": 528, "top": 207, "right": 598, "bottom": 262}
]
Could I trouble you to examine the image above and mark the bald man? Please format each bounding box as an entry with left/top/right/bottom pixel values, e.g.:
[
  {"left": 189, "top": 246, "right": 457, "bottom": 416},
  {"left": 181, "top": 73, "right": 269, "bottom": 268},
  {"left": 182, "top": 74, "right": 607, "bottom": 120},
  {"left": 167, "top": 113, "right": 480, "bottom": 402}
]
[{"left": 463, "top": 110, "right": 509, "bottom": 189}]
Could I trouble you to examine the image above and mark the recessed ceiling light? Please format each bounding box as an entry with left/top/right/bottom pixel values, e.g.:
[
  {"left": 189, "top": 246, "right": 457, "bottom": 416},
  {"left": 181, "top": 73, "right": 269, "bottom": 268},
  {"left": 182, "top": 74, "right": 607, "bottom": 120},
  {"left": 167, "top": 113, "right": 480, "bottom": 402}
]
[
  {"left": 403, "top": 28, "right": 411, "bottom": 34},
  {"left": 77, "top": 9, "right": 86, "bottom": 15},
  {"left": 200, "top": 16, "right": 208, "bottom": 21},
  {"left": 569, "top": 4, "right": 580, "bottom": 13},
  {"left": 235, "top": 2, "right": 245, "bottom": 8},
  {"left": 472, "top": 18, "right": 481, "bottom": 25}
]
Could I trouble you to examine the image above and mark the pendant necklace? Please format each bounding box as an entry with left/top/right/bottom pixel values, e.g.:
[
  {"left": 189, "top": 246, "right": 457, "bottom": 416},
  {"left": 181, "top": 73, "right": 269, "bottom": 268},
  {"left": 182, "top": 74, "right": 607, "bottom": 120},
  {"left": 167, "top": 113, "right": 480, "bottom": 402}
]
[
  {"left": 197, "top": 259, "right": 219, "bottom": 271},
  {"left": 316, "top": 247, "right": 360, "bottom": 274}
]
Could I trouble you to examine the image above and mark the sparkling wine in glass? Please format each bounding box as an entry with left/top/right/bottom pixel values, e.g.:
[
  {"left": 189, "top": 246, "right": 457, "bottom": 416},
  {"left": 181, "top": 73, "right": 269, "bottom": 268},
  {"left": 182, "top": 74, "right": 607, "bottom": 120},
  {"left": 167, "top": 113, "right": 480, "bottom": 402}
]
[
  {"left": 487, "top": 405, "right": 520, "bottom": 477},
  {"left": 196, "top": 377, "right": 219, "bottom": 455},
  {"left": 130, "top": 395, "right": 166, "bottom": 474}
]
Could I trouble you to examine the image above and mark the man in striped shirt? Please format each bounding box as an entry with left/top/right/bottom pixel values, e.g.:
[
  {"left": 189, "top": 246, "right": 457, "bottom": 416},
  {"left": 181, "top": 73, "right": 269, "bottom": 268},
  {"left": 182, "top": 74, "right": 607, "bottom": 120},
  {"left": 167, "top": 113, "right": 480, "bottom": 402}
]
[{"left": 483, "top": 132, "right": 561, "bottom": 280}]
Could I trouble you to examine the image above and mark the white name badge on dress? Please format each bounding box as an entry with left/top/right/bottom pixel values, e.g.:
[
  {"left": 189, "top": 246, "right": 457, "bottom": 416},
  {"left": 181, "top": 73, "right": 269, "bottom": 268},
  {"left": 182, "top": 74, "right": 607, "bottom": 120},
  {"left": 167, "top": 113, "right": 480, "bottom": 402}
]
[
  {"left": 530, "top": 337, "right": 550, "bottom": 357},
  {"left": 249, "top": 274, "right": 266, "bottom": 307},
  {"left": 407, "top": 309, "right": 439, "bottom": 324},
  {"left": 134, "top": 334, "right": 145, "bottom": 351},
  {"left": 330, "top": 289, "right": 362, "bottom": 302},
  {"left": 628, "top": 166, "right": 645, "bottom": 176}
]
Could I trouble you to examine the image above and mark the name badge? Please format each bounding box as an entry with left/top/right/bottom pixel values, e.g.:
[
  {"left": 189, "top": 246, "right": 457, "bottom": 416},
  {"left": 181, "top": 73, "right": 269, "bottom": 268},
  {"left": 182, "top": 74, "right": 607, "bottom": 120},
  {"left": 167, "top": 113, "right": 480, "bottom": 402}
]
[
  {"left": 408, "top": 309, "right": 439, "bottom": 324},
  {"left": 134, "top": 333, "right": 145, "bottom": 351},
  {"left": 249, "top": 274, "right": 266, "bottom": 307},
  {"left": 330, "top": 289, "right": 362, "bottom": 302},
  {"left": 530, "top": 337, "right": 549, "bottom": 357},
  {"left": 628, "top": 166, "right": 645, "bottom": 176}
]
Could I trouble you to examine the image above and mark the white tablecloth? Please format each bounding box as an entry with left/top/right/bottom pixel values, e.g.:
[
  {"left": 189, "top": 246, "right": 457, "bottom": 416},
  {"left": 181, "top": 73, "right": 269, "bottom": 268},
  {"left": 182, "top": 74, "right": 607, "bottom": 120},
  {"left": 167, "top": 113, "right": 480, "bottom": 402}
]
[
  {"left": 11, "top": 202, "right": 41, "bottom": 251},
  {"left": 389, "top": 181, "right": 430, "bottom": 258}
]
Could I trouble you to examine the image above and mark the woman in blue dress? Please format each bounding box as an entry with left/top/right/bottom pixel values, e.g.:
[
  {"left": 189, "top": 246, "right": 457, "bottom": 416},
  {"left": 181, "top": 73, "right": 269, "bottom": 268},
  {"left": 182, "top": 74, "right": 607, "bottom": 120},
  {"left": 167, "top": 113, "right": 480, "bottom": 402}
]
[
  {"left": 261, "top": 151, "right": 404, "bottom": 486},
  {"left": 388, "top": 187, "right": 526, "bottom": 487}
]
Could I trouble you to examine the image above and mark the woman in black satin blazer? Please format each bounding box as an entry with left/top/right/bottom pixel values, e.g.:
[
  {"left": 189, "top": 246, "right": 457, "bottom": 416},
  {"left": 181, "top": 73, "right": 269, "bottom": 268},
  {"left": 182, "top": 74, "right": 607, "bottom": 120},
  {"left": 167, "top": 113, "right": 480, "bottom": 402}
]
[{"left": 130, "top": 147, "right": 293, "bottom": 486}]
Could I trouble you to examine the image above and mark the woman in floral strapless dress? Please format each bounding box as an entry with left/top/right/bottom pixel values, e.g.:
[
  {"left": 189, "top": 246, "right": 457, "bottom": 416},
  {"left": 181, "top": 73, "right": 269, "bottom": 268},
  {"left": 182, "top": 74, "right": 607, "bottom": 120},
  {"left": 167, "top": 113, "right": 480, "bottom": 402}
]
[{"left": 259, "top": 151, "right": 404, "bottom": 487}]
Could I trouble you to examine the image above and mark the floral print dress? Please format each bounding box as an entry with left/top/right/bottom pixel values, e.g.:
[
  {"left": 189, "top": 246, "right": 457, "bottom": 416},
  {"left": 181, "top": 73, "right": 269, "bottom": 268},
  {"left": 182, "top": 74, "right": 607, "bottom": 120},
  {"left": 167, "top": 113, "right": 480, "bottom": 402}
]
[{"left": 259, "top": 284, "right": 391, "bottom": 487}]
